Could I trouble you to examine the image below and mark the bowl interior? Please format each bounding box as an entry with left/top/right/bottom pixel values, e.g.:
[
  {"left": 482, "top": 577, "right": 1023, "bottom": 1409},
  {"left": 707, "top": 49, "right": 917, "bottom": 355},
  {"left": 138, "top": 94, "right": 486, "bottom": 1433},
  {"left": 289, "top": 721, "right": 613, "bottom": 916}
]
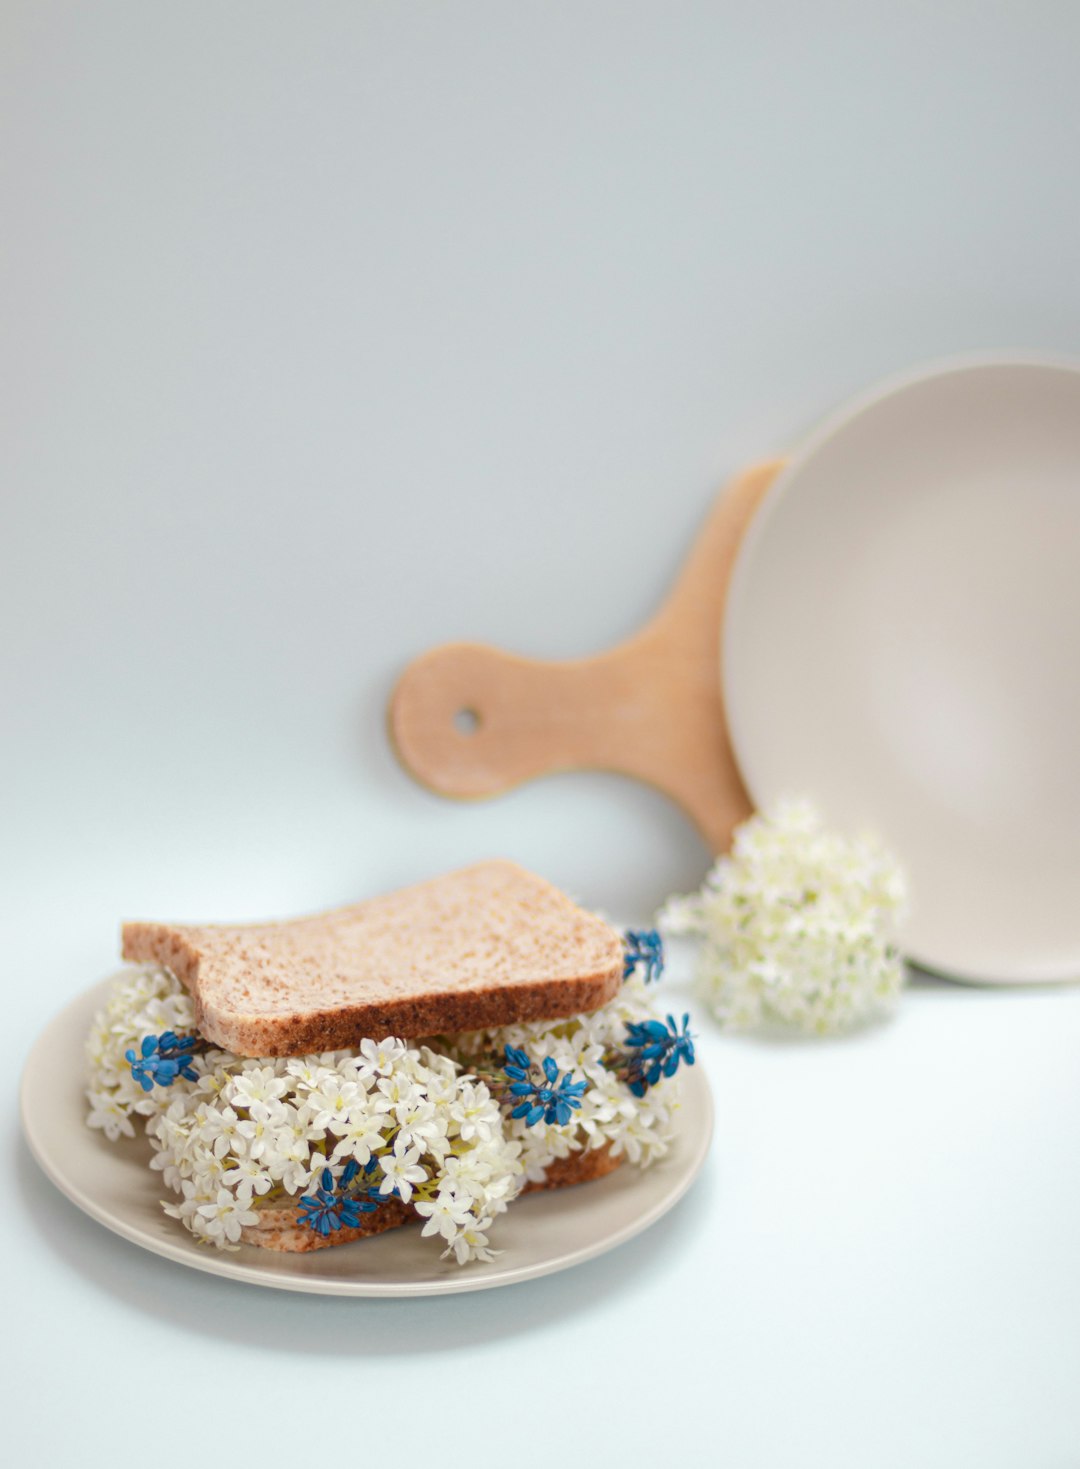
[{"left": 723, "top": 359, "right": 1080, "bottom": 983}]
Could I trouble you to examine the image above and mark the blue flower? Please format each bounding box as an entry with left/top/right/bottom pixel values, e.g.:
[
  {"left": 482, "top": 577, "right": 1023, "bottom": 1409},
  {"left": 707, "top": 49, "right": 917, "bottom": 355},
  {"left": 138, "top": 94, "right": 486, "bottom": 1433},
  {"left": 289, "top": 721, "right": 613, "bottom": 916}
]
[
  {"left": 623, "top": 1013, "right": 695, "bottom": 1096},
  {"left": 124, "top": 1030, "right": 200, "bottom": 1092},
  {"left": 502, "top": 1045, "right": 589, "bottom": 1127},
  {"left": 297, "top": 1165, "right": 379, "bottom": 1237},
  {"left": 341, "top": 1157, "right": 384, "bottom": 1202},
  {"left": 623, "top": 929, "right": 664, "bottom": 984}
]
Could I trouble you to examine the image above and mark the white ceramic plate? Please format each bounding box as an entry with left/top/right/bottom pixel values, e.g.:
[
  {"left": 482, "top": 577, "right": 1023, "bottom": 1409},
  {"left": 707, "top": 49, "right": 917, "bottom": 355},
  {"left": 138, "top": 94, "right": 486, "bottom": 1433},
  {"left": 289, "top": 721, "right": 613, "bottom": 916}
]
[
  {"left": 21, "top": 979, "right": 712, "bottom": 1296},
  {"left": 724, "top": 356, "right": 1080, "bottom": 984}
]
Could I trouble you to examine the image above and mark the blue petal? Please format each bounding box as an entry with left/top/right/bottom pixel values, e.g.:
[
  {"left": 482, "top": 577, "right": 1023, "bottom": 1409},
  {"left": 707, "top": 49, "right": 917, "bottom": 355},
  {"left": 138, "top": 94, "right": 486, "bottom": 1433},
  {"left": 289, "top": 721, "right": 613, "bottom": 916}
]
[
  {"left": 141, "top": 1035, "right": 158, "bottom": 1057},
  {"left": 542, "top": 1057, "right": 559, "bottom": 1083},
  {"left": 320, "top": 1167, "right": 334, "bottom": 1191}
]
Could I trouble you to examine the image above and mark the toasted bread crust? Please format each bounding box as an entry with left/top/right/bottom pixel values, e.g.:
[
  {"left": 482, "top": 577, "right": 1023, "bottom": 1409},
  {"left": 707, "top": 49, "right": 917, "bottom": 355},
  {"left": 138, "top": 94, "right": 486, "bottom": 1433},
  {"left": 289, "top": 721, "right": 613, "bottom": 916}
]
[
  {"left": 121, "top": 860, "right": 623, "bottom": 1057},
  {"left": 520, "top": 1143, "right": 623, "bottom": 1193},
  {"left": 241, "top": 1195, "right": 415, "bottom": 1253},
  {"left": 237, "top": 1144, "right": 622, "bottom": 1253}
]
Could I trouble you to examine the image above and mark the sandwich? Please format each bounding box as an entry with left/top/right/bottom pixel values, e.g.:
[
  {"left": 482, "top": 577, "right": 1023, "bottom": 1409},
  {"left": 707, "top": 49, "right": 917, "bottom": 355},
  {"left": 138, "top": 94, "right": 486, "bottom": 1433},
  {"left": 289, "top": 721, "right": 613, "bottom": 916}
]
[{"left": 85, "top": 859, "right": 693, "bottom": 1265}]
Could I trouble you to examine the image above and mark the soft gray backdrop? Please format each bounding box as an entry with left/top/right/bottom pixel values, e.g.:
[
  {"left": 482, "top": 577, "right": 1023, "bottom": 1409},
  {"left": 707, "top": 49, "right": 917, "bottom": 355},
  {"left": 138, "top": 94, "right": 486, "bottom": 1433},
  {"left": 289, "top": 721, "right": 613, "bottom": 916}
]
[{"left": 4, "top": 4, "right": 1080, "bottom": 1465}]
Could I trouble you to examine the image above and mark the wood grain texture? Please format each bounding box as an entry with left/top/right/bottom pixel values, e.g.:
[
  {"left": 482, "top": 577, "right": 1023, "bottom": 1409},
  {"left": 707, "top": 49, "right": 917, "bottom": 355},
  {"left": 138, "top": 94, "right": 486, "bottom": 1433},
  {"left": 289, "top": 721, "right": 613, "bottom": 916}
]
[{"left": 389, "top": 460, "right": 783, "bottom": 853}]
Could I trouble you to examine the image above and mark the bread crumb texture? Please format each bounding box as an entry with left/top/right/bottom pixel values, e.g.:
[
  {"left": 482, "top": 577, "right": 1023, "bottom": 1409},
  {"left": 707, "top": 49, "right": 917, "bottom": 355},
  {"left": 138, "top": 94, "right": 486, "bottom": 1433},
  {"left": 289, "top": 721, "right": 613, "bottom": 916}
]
[{"left": 121, "top": 860, "right": 623, "bottom": 1056}]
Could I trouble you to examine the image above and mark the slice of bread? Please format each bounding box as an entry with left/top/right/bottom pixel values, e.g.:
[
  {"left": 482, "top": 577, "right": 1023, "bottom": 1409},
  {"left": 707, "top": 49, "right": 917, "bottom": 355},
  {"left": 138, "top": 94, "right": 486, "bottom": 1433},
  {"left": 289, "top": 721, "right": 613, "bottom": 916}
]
[
  {"left": 121, "top": 859, "right": 623, "bottom": 1057},
  {"left": 239, "top": 1144, "right": 623, "bottom": 1252}
]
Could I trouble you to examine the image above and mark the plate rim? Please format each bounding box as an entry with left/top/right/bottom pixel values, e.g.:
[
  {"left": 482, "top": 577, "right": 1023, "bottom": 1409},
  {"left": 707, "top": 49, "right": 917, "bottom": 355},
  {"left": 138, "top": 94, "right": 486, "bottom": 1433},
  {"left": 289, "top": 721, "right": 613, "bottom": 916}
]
[
  {"left": 722, "top": 351, "right": 1080, "bottom": 986},
  {"left": 20, "top": 977, "right": 714, "bottom": 1297}
]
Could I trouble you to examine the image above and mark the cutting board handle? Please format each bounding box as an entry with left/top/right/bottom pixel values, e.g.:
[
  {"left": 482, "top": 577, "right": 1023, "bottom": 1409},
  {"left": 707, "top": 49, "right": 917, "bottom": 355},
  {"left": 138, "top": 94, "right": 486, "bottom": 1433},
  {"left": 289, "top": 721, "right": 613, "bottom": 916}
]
[{"left": 388, "top": 459, "right": 783, "bottom": 852}]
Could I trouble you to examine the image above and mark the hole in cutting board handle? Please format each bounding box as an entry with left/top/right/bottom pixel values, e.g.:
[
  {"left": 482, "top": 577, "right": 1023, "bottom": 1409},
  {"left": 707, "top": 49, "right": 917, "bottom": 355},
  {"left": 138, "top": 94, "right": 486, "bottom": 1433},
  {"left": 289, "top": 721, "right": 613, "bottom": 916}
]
[{"left": 453, "top": 707, "right": 481, "bottom": 736}]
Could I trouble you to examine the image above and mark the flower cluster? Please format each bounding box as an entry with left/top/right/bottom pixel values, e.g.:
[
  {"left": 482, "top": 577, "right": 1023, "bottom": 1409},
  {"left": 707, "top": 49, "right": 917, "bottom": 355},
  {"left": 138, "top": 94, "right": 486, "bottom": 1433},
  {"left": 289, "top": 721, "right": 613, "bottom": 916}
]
[
  {"left": 298, "top": 1161, "right": 381, "bottom": 1237},
  {"left": 87, "top": 968, "right": 524, "bottom": 1262},
  {"left": 446, "top": 972, "right": 684, "bottom": 1184},
  {"left": 85, "top": 965, "right": 219, "bottom": 1140},
  {"left": 623, "top": 929, "right": 664, "bottom": 984},
  {"left": 620, "top": 1014, "right": 695, "bottom": 1096},
  {"left": 126, "top": 1031, "right": 201, "bottom": 1091},
  {"left": 149, "top": 1036, "right": 524, "bottom": 1262},
  {"left": 660, "top": 799, "right": 907, "bottom": 1034},
  {"left": 502, "top": 1048, "right": 588, "bottom": 1126}
]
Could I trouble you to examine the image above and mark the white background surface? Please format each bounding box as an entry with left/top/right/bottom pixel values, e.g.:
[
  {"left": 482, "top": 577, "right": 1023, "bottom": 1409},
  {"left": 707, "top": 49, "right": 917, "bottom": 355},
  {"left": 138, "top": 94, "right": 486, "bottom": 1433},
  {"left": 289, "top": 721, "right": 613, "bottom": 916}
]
[{"left": 4, "top": 3, "right": 1080, "bottom": 1465}]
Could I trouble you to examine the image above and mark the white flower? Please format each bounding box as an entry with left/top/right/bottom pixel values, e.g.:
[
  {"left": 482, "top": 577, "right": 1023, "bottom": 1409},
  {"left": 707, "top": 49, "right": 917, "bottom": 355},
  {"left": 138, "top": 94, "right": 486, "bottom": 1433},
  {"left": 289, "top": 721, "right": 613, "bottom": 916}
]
[
  {"left": 448, "top": 1082, "right": 500, "bottom": 1144},
  {"left": 234, "top": 1110, "right": 282, "bottom": 1161},
  {"left": 375, "top": 1145, "right": 428, "bottom": 1203},
  {"left": 194, "top": 1188, "right": 259, "bottom": 1246},
  {"left": 222, "top": 1156, "right": 275, "bottom": 1201},
  {"left": 444, "top": 1226, "right": 498, "bottom": 1266},
  {"left": 267, "top": 1126, "right": 321, "bottom": 1194},
  {"left": 86, "top": 1090, "right": 136, "bottom": 1141},
  {"left": 660, "top": 798, "right": 907, "bottom": 1034},
  {"left": 356, "top": 1037, "right": 409, "bottom": 1083},
  {"left": 162, "top": 1178, "right": 213, "bottom": 1223},
  {"left": 306, "top": 1076, "right": 366, "bottom": 1132},
  {"left": 392, "top": 1098, "right": 449, "bottom": 1160},
  {"left": 197, "top": 1105, "right": 243, "bottom": 1159},
  {"left": 187, "top": 1149, "right": 229, "bottom": 1192},
  {"left": 414, "top": 1190, "right": 473, "bottom": 1243},
  {"left": 230, "top": 1066, "right": 288, "bottom": 1110},
  {"left": 328, "top": 1111, "right": 388, "bottom": 1168},
  {"left": 372, "top": 1071, "right": 421, "bottom": 1113},
  {"left": 285, "top": 1053, "right": 349, "bottom": 1091}
]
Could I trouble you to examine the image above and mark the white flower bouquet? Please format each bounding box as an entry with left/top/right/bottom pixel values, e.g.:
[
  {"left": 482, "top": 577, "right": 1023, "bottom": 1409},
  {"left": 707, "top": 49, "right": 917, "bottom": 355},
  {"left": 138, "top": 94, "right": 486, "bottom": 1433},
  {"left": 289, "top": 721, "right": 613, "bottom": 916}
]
[{"left": 662, "top": 800, "right": 907, "bottom": 1034}]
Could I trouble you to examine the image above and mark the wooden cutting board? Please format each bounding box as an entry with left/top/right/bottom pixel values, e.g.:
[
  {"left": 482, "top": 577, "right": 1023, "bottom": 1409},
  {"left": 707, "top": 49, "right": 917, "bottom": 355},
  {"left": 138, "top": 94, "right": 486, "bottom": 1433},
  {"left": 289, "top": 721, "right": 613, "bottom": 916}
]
[{"left": 388, "top": 459, "right": 783, "bottom": 853}]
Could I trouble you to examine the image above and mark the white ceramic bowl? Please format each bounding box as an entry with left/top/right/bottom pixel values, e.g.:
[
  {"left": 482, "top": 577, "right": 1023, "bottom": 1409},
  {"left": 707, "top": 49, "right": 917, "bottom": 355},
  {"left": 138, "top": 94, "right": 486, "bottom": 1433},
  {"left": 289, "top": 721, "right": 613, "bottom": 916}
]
[{"left": 723, "top": 357, "right": 1080, "bottom": 984}]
